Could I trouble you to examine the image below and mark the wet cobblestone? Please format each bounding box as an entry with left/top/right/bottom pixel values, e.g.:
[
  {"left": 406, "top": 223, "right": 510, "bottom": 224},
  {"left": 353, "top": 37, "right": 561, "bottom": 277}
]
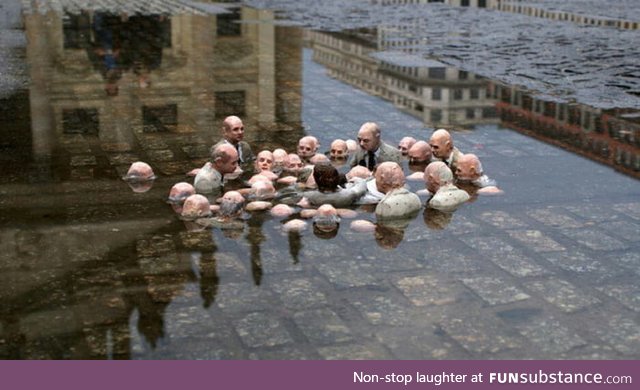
[
  {"left": 525, "top": 278, "right": 601, "bottom": 313},
  {"left": 461, "top": 276, "right": 530, "bottom": 306},
  {"left": 293, "top": 308, "right": 353, "bottom": 345},
  {"left": 560, "top": 228, "right": 628, "bottom": 251},
  {"left": 439, "top": 314, "right": 522, "bottom": 355},
  {"left": 235, "top": 312, "right": 294, "bottom": 349}
]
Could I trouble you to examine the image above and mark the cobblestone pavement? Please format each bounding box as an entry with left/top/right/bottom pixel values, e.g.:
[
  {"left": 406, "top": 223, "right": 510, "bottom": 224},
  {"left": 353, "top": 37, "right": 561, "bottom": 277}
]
[
  {"left": 504, "top": 0, "right": 640, "bottom": 22},
  {"left": 244, "top": 0, "right": 640, "bottom": 110}
]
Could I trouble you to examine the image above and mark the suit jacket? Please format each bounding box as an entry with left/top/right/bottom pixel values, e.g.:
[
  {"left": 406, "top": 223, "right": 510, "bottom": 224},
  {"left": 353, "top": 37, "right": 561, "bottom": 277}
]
[
  {"left": 349, "top": 141, "right": 402, "bottom": 169},
  {"left": 444, "top": 146, "right": 463, "bottom": 173},
  {"left": 212, "top": 139, "right": 254, "bottom": 164}
]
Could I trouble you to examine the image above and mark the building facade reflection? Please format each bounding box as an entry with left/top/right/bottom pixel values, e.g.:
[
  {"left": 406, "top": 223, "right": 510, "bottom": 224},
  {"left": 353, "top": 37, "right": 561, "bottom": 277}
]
[
  {"left": 493, "top": 82, "right": 640, "bottom": 178},
  {"left": 0, "top": 5, "right": 303, "bottom": 359},
  {"left": 306, "top": 28, "right": 498, "bottom": 129}
]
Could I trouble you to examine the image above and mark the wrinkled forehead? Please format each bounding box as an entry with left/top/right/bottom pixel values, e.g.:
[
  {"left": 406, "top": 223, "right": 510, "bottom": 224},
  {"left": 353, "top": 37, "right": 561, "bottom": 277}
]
[
  {"left": 225, "top": 118, "right": 243, "bottom": 130},
  {"left": 257, "top": 151, "right": 273, "bottom": 160}
]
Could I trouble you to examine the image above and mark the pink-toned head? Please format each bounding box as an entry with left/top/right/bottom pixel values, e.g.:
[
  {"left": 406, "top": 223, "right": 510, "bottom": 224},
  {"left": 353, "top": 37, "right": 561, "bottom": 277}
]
[
  {"left": 398, "top": 137, "right": 417, "bottom": 156},
  {"left": 374, "top": 162, "right": 405, "bottom": 194}
]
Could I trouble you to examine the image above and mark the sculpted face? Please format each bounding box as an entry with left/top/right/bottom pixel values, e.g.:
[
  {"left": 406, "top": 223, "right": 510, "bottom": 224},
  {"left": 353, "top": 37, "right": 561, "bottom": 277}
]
[
  {"left": 223, "top": 116, "right": 244, "bottom": 144},
  {"left": 374, "top": 162, "right": 404, "bottom": 194},
  {"left": 407, "top": 141, "right": 432, "bottom": 163},
  {"left": 455, "top": 154, "right": 480, "bottom": 181},
  {"left": 425, "top": 162, "right": 447, "bottom": 194},
  {"left": 255, "top": 150, "right": 274, "bottom": 172},
  {"left": 357, "top": 123, "right": 381, "bottom": 152},
  {"left": 297, "top": 138, "right": 316, "bottom": 159},
  {"left": 398, "top": 137, "right": 417, "bottom": 156},
  {"left": 285, "top": 154, "right": 304, "bottom": 172},
  {"left": 429, "top": 129, "right": 453, "bottom": 159},
  {"left": 330, "top": 139, "right": 348, "bottom": 159},
  {"left": 215, "top": 145, "right": 239, "bottom": 175},
  {"left": 181, "top": 194, "right": 212, "bottom": 219},
  {"left": 272, "top": 148, "right": 287, "bottom": 165}
]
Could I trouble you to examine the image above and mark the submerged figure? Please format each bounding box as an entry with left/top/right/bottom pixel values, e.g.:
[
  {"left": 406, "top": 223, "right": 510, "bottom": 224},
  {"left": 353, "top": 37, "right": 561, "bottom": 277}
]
[
  {"left": 123, "top": 161, "right": 156, "bottom": 192},
  {"left": 374, "top": 162, "right": 422, "bottom": 220},
  {"left": 194, "top": 144, "right": 239, "bottom": 195},
  {"left": 455, "top": 153, "right": 503, "bottom": 194},
  {"left": 212, "top": 116, "right": 254, "bottom": 165},
  {"left": 167, "top": 182, "right": 195, "bottom": 214},
  {"left": 429, "top": 129, "right": 463, "bottom": 172},
  {"left": 398, "top": 136, "right": 417, "bottom": 156},
  {"left": 297, "top": 136, "right": 321, "bottom": 164},
  {"left": 181, "top": 194, "right": 213, "bottom": 220},
  {"left": 300, "top": 163, "right": 365, "bottom": 208},
  {"left": 350, "top": 122, "right": 402, "bottom": 169},
  {"left": 425, "top": 161, "right": 470, "bottom": 211}
]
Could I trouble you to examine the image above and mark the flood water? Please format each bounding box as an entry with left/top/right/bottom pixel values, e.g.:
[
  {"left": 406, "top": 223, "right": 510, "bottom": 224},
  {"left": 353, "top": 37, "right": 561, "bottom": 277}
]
[{"left": 1, "top": 4, "right": 639, "bottom": 359}]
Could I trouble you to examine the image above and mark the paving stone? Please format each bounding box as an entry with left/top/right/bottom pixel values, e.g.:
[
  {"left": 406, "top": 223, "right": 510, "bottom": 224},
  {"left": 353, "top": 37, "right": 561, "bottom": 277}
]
[
  {"left": 598, "top": 220, "right": 640, "bottom": 242},
  {"left": 70, "top": 155, "right": 98, "bottom": 167},
  {"left": 216, "top": 282, "right": 277, "bottom": 312},
  {"left": 393, "top": 274, "right": 459, "bottom": 307},
  {"left": 439, "top": 314, "right": 522, "bottom": 355},
  {"left": 359, "top": 245, "right": 423, "bottom": 272},
  {"left": 181, "top": 144, "right": 210, "bottom": 159},
  {"left": 248, "top": 345, "right": 318, "bottom": 360},
  {"left": 612, "top": 203, "right": 640, "bottom": 221},
  {"left": 317, "top": 342, "right": 392, "bottom": 360},
  {"left": 515, "top": 317, "right": 587, "bottom": 356},
  {"left": 106, "top": 153, "right": 139, "bottom": 166},
  {"left": 525, "top": 278, "right": 600, "bottom": 313},
  {"left": 607, "top": 252, "right": 640, "bottom": 276},
  {"left": 543, "top": 251, "right": 606, "bottom": 275},
  {"left": 526, "top": 208, "right": 583, "bottom": 228},
  {"left": 346, "top": 292, "right": 412, "bottom": 326},
  {"left": 596, "top": 284, "right": 640, "bottom": 312},
  {"left": 560, "top": 228, "right": 628, "bottom": 251},
  {"left": 478, "top": 211, "right": 528, "bottom": 229},
  {"left": 270, "top": 277, "right": 329, "bottom": 310},
  {"left": 145, "top": 149, "right": 175, "bottom": 162},
  {"left": 314, "top": 259, "right": 380, "bottom": 289},
  {"left": 375, "top": 326, "right": 458, "bottom": 359},
  {"left": 460, "top": 236, "right": 547, "bottom": 277},
  {"left": 234, "top": 312, "right": 294, "bottom": 348},
  {"left": 461, "top": 276, "right": 530, "bottom": 306},
  {"left": 507, "top": 230, "right": 566, "bottom": 252},
  {"left": 564, "top": 205, "right": 620, "bottom": 222},
  {"left": 293, "top": 308, "right": 353, "bottom": 345},
  {"left": 590, "top": 314, "right": 640, "bottom": 357}
]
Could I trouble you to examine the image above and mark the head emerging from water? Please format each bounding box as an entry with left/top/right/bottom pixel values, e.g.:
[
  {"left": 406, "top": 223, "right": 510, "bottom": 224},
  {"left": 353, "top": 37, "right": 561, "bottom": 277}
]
[
  {"left": 313, "top": 204, "right": 340, "bottom": 233},
  {"left": 181, "top": 194, "right": 212, "bottom": 220},
  {"left": 313, "top": 163, "right": 342, "bottom": 192},
  {"left": 123, "top": 161, "right": 156, "bottom": 192},
  {"left": 374, "top": 162, "right": 405, "bottom": 194},
  {"left": 167, "top": 182, "right": 196, "bottom": 214},
  {"left": 211, "top": 143, "right": 239, "bottom": 175},
  {"left": 398, "top": 137, "right": 417, "bottom": 156},
  {"left": 222, "top": 115, "right": 244, "bottom": 145},
  {"left": 429, "top": 129, "right": 454, "bottom": 160},
  {"left": 219, "top": 190, "right": 245, "bottom": 218},
  {"left": 455, "top": 153, "right": 483, "bottom": 181},
  {"left": 330, "top": 139, "right": 349, "bottom": 160},
  {"left": 424, "top": 161, "right": 453, "bottom": 194},
  {"left": 255, "top": 150, "right": 274, "bottom": 172},
  {"left": 284, "top": 153, "right": 305, "bottom": 172},
  {"left": 297, "top": 136, "right": 319, "bottom": 160}
]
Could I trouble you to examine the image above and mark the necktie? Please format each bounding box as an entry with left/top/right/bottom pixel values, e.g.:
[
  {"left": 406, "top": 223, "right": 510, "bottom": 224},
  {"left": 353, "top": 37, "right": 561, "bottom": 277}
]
[{"left": 368, "top": 151, "right": 376, "bottom": 170}]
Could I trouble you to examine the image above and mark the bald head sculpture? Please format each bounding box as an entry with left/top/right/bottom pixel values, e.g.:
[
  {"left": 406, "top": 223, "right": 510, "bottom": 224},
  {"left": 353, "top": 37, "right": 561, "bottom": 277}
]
[
  {"left": 212, "top": 143, "right": 239, "bottom": 175},
  {"left": 455, "top": 153, "right": 483, "bottom": 182},
  {"left": 221, "top": 116, "right": 244, "bottom": 145},
  {"left": 407, "top": 141, "right": 432, "bottom": 163},
  {"left": 330, "top": 139, "right": 348, "bottom": 160},
  {"left": 375, "top": 162, "right": 405, "bottom": 194},
  {"left": 429, "top": 129, "right": 454, "bottom": 160},
  {"left": 357, "top": 122, "right": 382, "bottom": 152},
  {"left": 398, "top": 137, "right": 417, "bottom": 156},
  {"left": 424, "top": 161, "right": 451, "bottom": 194}
]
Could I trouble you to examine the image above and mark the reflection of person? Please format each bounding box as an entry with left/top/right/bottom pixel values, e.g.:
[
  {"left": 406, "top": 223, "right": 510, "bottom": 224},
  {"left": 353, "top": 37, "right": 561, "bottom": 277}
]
[
  {"left": 89, "top": 12, "right": 125, "bottom": 96},
  {"left": 374, "top": 224, "right": 405, "bottom": 249},
  {"left": 423, "top": 207, "right": 453, "bottom": 230},
  {"left": 425, "top": 162, "right": 470, "bottom": 211},
  {"left": 212, "top": 116, "right": 254, "bottom": 165},
  {"left": 350, "top": 122, "right": 402, "bottom": 169},
  {"left": 374, "top": 162, "right": 422, "bottom": 220},
  {"left": 429, "top": 129, "right": 462, "bottom": 172},
  {"left": 123, "top": 14, "right": 166, "bottom": 89}
]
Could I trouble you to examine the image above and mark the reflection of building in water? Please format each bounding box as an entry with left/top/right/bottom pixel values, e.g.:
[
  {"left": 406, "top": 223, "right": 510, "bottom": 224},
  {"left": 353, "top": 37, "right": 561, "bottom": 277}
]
[
  {"left": 373, "top": 0, "right": 496, "bottom": 6},
  {"left": 0, "top": 5, "right": 303, "bottom": 359},
  {"left": 493, "top": 83, "right": 640, "bottom": 178},
  {"left": 306, "top": 29, "right": 498, "bottom": 128},
  {"left": 23, "top": 6, "right": 303, "bottom": 180}
]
